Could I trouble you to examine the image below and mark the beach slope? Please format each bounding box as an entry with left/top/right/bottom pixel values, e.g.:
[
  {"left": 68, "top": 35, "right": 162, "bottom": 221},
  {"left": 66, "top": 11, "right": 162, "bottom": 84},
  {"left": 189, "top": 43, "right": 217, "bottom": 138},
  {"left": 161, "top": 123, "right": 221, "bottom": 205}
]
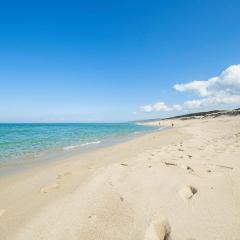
[{"left": 0, "top": 116, "right": 240, "bottom": 239}]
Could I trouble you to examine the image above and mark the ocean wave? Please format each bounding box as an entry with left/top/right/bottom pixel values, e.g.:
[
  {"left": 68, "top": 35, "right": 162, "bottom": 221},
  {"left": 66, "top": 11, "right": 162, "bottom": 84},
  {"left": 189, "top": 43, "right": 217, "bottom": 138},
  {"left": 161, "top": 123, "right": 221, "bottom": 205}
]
[{"left": 63, "top": 141, "right": 101, "bottom": 151}]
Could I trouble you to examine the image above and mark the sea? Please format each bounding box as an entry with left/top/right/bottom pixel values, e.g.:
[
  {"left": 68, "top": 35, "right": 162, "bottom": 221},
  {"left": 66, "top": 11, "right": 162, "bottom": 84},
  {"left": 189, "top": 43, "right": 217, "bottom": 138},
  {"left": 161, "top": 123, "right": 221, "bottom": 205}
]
[{"left": 0, "top": 123, "right": 158, "bottom": 169}]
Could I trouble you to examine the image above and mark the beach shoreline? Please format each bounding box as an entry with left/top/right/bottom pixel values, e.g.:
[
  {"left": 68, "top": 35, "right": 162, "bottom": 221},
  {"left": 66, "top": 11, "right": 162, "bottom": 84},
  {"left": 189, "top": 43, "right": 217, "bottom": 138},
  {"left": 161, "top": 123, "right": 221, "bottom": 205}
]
[
  {"left": 0, "top": 125, "right": 159, "bottom": 178},
  {"left": 0, "top": 115, "right": 240, "bottom": 239}
]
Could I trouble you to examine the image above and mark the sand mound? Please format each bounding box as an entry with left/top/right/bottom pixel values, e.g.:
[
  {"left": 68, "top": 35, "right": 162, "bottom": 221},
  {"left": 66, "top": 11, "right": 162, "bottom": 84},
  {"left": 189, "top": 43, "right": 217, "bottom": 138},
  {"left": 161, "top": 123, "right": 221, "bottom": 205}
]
[
  {"left": 144, "top": 217, "right": 171, "bottom": 240},
  {"left": 179, "top": 185, "right": 197, "bottom": 200}
]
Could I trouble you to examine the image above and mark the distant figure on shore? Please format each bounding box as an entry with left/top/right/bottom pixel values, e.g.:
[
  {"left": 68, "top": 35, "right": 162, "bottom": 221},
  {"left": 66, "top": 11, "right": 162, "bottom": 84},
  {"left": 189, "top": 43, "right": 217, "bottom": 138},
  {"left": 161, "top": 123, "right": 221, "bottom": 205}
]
[{"left": 172, "top": 123, "right": 174, "bottom": 127}]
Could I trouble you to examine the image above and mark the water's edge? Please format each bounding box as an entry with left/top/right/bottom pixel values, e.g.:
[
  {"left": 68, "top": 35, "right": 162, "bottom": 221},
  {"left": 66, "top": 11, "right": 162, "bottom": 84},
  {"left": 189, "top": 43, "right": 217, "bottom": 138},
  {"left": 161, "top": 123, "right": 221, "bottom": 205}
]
[{"left": 0, "top": 124, "right": 163, "bottom": 177}]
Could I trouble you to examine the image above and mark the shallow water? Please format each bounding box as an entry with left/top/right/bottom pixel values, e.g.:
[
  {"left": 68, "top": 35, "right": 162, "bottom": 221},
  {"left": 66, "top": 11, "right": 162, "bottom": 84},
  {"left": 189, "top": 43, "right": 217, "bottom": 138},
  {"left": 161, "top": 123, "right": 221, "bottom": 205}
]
[{"left": 0, "top": 123, "right": 157, "bottom": 166}]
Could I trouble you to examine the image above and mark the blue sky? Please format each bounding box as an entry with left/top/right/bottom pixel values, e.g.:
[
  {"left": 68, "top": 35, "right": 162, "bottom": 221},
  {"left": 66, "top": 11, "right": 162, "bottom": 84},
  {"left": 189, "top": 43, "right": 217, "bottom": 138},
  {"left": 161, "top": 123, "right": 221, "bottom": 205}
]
[{"left": 0, "top": 0, "right": 240, "bottom": 122}]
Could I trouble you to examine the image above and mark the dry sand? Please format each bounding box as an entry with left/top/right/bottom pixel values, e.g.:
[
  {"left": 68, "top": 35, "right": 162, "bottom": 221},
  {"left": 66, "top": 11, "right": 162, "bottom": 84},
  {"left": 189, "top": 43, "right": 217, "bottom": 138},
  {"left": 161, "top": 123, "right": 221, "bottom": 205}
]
[{"left": 0, "top": 116, "right": 240, "bottom": 240}]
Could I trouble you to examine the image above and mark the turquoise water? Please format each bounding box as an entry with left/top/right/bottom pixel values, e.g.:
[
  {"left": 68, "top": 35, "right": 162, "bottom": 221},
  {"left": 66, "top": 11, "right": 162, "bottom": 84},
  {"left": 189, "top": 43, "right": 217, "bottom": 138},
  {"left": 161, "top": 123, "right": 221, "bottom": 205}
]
[{"left": 0, "top": 123, "right": 157, "bottom": 165}]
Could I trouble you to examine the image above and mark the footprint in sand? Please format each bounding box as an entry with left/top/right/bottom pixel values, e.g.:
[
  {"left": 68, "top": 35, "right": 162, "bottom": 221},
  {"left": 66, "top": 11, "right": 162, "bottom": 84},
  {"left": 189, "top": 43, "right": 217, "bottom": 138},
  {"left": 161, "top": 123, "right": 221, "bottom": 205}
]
[
  {"left": 164, "top": 161, "right": 177, "bottom": 167},
  {"left": 56, "top": 171, "right": 72, "bottom": 180},
  {"left": 144, "top": 217, "right": 171, "bottom": 240},
  {"left": 120, "top": 163, "right": 128, "bottom": 166},
  {"left": 181, "top": 165, "right": 194, "bottom": 174},
  {"left": 216, "top": 164, "right": 233, "bottom": 170},
  {"left": 0, "top": 209, "right": 6, "bottom": 217},
  {"left": 108, "top": 181, "right": 113, "bottom": 186},
  {"left": 179, "top": 185, "right": 197, "bottom": 200},
  {"left": 40, "top": 183, "right": 60, "bottom": 193}
]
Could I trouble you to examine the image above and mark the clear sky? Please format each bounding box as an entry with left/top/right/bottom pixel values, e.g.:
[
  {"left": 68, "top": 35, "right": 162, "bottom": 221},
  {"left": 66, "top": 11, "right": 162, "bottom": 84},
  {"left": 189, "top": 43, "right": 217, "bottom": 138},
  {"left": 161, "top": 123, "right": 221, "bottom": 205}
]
[{"left": 0, "top": 0, "right": 240, "bottom": 122}]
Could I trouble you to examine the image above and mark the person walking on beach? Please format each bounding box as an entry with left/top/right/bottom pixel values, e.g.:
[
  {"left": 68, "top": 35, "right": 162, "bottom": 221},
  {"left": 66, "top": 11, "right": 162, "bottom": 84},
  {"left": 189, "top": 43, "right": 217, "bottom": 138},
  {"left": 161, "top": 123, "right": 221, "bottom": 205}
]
[{"left": 172, "top": 123, "right": 174, "bottom": 127}]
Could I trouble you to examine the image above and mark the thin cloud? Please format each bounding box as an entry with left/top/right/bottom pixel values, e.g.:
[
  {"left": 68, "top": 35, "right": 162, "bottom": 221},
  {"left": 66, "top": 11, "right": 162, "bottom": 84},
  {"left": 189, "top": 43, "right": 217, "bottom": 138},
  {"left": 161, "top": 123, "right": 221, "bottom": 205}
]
[
  {"left": 140, "top": 102, "right": 181, "bottom": 113},
  {"left": 140, "top": 64, "right": 240, "bottom": 113}
]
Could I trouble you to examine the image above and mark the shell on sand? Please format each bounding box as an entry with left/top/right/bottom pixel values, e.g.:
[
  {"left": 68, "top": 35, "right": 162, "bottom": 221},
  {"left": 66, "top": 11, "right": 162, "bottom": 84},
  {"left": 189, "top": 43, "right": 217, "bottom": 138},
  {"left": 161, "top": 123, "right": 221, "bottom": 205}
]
[{"left": 144, "top": 217, "right": 171, "bottom": 240}]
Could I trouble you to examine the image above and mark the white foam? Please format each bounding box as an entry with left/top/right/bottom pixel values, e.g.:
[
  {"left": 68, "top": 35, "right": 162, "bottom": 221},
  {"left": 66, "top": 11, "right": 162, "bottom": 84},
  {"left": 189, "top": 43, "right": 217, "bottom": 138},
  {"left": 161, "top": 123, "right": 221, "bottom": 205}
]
[
  {"left": 63, "top": 141, "right": 101, "bottom": 151},
  {"left": 80, "top": 141, "right": 101, "bottom": 146},
  {"left": 63, "top": 145, "right": 78, "bottom": 150}
]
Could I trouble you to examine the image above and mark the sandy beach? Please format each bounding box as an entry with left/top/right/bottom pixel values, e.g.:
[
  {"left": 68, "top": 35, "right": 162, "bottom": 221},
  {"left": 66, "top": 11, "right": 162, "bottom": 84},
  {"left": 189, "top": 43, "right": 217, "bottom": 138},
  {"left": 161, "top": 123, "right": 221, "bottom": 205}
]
[{"left": 0, "top": 116, "right": 240, "bottom": 240}]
